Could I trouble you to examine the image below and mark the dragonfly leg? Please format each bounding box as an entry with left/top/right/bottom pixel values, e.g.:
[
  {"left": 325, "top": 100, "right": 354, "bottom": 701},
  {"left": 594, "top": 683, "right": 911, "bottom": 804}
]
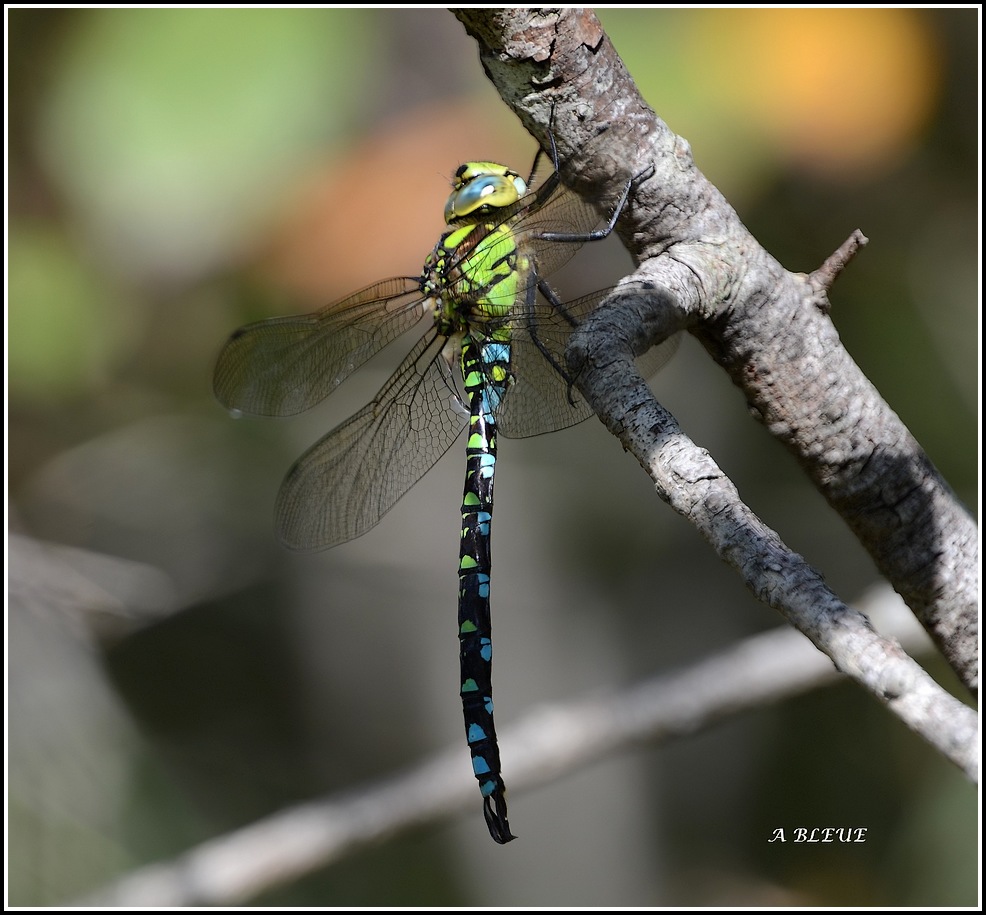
[
  {"left": 537, "top": 278, "right": 579, "bottom": 328},
  {"left": 517, "top": 279, "right": 584, "bottom": 408},
  {"left": 525, "top": 120, "right": 565, "bottom": 208},
  {"left": 533, "top": 161, "right": 656, "bottom": 245}
]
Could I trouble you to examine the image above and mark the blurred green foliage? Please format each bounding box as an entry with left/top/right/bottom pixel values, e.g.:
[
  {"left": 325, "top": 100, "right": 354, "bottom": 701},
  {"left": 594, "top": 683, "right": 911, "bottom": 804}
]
[
  {"left": 8, "top": 224, "right": 136, "bottom": 402},
  {"left": 38, "top": 9, "right": 376, "bottom": 279}
]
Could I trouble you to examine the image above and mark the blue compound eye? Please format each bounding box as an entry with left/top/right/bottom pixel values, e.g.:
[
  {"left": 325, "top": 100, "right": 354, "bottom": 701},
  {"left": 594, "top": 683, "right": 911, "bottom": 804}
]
[{"left": 445, "top": 166, "right": 527, "bottom": 222}]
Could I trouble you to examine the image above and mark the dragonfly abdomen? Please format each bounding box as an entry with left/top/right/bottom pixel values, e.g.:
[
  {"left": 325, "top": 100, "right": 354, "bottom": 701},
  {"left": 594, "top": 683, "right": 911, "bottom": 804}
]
[{"left": 457, "top": 334, "right": 515, "bottom": 844}]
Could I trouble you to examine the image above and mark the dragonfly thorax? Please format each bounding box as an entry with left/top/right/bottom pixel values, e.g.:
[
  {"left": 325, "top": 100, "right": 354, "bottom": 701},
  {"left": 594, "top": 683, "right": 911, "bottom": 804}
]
[{"left": 423, "top": 219, "right": 530, "bottom": 339}]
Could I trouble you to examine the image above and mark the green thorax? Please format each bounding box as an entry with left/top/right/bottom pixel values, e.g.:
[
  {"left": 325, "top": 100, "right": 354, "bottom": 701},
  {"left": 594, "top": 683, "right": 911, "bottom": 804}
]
[{"left": 424, "top": 161, "right": 534, "bottom": 339}]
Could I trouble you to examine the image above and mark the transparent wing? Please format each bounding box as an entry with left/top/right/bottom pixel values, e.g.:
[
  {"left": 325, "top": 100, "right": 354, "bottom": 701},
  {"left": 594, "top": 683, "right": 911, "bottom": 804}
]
[
  {"left": 213, "top": 276, "right": 426, "bottom": 417},
  {"left": 495, "top": 286, "right": 679, "bottom": 439},
  {"left": 275, "top": 330, "right": 468, "bottom": 551},
  {"left": 513, "top": 179, "right": 610, "bottom": 279},
  {"left": 477, "top": 175, "right": 613, "bottom": 286}
]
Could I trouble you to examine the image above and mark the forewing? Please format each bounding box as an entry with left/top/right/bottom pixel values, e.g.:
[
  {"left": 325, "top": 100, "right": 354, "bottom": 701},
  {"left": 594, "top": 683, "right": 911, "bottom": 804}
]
[{"left": 213, "top": 276, "right": 426, "bottom": 417}]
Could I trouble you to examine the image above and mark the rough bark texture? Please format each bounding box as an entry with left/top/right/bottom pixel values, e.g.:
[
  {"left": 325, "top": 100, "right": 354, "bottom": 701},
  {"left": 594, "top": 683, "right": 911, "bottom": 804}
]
[{"left": 453, "top": 8, "right": 978, "bottom": 698}]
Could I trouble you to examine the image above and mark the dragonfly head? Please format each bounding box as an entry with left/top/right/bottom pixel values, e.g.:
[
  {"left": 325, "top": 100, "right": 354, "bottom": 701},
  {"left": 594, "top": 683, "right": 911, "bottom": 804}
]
[{"left": 444, "top": 163, "right": 528, "bottom": 224}]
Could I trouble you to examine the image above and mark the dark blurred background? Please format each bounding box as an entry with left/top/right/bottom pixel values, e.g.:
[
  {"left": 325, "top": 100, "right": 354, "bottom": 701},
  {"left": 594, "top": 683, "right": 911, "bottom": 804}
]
[{"left": 7, "top": 8, "right": 978, "bottom": 906}]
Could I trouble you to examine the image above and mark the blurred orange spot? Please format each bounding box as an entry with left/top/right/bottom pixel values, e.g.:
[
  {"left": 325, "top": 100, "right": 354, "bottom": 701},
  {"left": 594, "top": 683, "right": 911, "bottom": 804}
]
[
  {"left": 695, "top": 9, "right": 939, "bottom": 177},
  {"left": 258, "top": 100, "right": 529, "bottom": 307}
]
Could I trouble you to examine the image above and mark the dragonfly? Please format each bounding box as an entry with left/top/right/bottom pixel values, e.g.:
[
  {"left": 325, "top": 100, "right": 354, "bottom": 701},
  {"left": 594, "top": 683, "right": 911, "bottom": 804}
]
[{"left": 213, "top": 133, "right": 675, "bottom": 843}]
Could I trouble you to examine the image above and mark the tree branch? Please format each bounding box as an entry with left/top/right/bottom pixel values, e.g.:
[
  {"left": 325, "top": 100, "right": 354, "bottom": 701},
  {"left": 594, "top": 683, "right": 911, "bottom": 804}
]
[
  {"left": 568, "top": 284, "right": 976, "bottom": 777},
  {"left": 76, "top": 588, "right": 968, "bottom": 907},
  {"left": 452, "top": 8, "right": 978, "bottom": 695}
]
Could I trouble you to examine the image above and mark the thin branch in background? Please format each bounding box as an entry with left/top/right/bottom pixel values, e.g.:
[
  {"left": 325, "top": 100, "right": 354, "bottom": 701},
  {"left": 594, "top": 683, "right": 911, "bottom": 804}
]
[{"left": 75, "top": 587, "right": 955, "bottom": 908}]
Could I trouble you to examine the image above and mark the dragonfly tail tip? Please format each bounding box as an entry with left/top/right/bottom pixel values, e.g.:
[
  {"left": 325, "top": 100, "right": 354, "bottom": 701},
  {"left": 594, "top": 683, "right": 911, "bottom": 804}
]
[{"left": 483, "top": 792, "right": 517, "bottom": 844}]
